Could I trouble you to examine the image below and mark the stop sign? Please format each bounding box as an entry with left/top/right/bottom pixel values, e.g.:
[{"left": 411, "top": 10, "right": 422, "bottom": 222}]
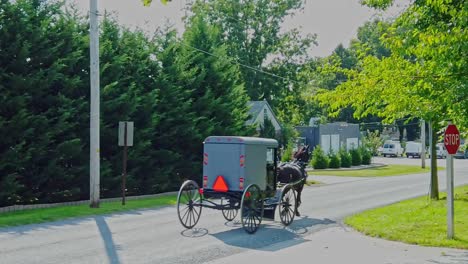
[{"left": 444, "top": 124, "right": 460, "bottom": 155}]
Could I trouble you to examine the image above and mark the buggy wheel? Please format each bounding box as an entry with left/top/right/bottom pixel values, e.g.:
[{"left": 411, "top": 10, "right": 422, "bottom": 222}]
[
  {"left": 240, "top": 184, "right": 264, "bottom": 234},
  {"left": 279, "top": 184, "right": 297, "bottom": 226},
  {"left": 221, "top": 198, "right": 238, "bottom": 221},
  {"left": 177, "top": 180, "right": 202, "bottom": 229}
]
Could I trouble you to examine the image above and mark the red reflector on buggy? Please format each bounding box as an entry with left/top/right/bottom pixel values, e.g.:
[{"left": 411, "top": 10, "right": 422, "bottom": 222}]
[
  {"left": 245, "top": 191, "right": 251, "bottom": 198},
  {"left": 203, "top": 176, "right": 208, "bottom": 188},
  {"left": 240, "top": 155, "right": 245, "bottom": 167},
  {"left": 199, "top": 188, "right": 204, "bottom": 194},
  {"left": 213, "top": 175, "right": 229, "bottom": 192}
]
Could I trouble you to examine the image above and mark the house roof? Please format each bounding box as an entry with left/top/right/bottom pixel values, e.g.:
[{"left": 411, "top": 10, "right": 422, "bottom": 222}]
[
  {"left": 246, "top": 100, "right": 281, "bottom": 130},
  {"left": 247, "top": 101, "right": 266, "bottom": 125}
]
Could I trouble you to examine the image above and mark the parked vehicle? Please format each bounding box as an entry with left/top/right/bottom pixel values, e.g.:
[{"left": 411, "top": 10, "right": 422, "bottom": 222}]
[
  {"left": 454, "top": 144, "right": 467, "bottom": 159},
  {"left": 405, "top": 141, "right": 422, "bottom": 158},
  {"left": 435, "top": 143, "right": 447, "bottom": 159},
  {"left": 382, "top": 141, "right": 404, "bottom": 157}
]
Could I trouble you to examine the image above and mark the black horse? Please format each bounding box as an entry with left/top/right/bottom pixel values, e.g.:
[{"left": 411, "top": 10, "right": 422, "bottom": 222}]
[{"left": 277, "top": 145, "right": 310, "bottom": 216}]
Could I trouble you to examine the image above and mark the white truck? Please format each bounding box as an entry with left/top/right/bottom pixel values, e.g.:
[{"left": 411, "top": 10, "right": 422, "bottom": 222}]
[
  {"left": 382, "top": 140, "right": 404, "bottom": 157},
  {"left": 405, "top": 141, "right": 422, "bottom": 158}
]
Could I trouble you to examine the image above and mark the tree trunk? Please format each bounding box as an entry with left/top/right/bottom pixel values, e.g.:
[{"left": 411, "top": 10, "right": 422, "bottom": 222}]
[{"left": 429, "top": 121, "right": 439, "bottom": 200}]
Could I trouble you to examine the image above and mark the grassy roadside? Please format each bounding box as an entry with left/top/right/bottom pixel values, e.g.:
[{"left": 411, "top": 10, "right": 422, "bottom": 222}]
[
  {"left": 306, "top": 180, "right": 321, "bottom": 186},
  {"left": 345, "top": 185, "right": 468, "bottom": 249},
  {"left": 0, "top": 194, "right": 177, "bottom": 228},
  {"left": 308, "top": 164, "right": 444, "bottom": 177}
]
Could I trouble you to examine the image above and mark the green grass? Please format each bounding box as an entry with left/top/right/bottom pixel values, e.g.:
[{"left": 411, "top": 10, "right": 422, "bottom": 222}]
[
  {"left": 305, "top": 180, "right": 322, "bottom": 186},
  {"left": 308, "top": 164, "right": 443, "bottom": 177},
  {"left": 345, "top": 185, "right": 468, "bottom": 249},
  {"left": 0, "top": 194, "right": 177, "bottom": 228}
]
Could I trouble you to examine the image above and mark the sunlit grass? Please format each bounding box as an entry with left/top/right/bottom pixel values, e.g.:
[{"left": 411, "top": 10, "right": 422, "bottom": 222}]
[
  {"left": 305, "top": 180, "right": 321, "bottom": 186},
  {"left": 345, "top": 185, "right": 468, "bottom": 249},
  {"left": 0, "top": 195, "right": 177, "bottom": 228},
  {"left": 309, "top": 165, "right": 444, "bottom": 177}
]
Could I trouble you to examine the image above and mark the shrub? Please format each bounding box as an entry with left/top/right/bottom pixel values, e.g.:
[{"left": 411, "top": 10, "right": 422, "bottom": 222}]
[
  {"left": 350, "top": 148, "right": 362, "bottom": 166},
  {"left": 328, "top": 151, "right": 341, "bottom": 168},
  {"left": 310, "top": 146, "right": 330, "bottom": 169},
  {"left": 339, "top": 148, "right": 352, "bottom": 168},
  {"left": 362, "top": 130, "right": 383, "bottom": 156},
  {"left": 360, "top": 147, "right": 372, "bottom": 165}
]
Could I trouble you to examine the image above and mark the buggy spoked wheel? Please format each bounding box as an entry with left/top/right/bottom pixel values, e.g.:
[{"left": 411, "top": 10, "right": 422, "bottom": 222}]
[
  {"left": 221, "top": 198, "right": 238, "bottom": 221},
  {"left": 240, "top": 184, "right": 264, "bottom": 234},
  {"left": 177, "top": 180, "right": 202, "bottom": 229},
  {"left": 279, "top": 184, "right": 297, "bottom": 226}
]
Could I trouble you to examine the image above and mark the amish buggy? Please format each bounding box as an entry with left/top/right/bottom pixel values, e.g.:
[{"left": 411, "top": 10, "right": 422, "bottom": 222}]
[{"left": 176, "top": 136, "right": 310, "bottom": 234}]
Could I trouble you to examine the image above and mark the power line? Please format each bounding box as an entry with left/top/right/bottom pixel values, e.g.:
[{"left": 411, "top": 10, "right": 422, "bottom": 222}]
[{"left": 178, "top": 41, "right": 302, "bottom": 84}]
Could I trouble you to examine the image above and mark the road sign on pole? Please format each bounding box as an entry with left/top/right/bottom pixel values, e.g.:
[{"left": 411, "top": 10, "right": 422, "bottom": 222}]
[
  {"left": 444, "top": 124, "right": 460, "bottom": 155},
  {"left": 119, "top": 121, "right": 134, "bottom": 205},
  {"left": 444, "top": 122, "right": 459, "bottom": 239}
]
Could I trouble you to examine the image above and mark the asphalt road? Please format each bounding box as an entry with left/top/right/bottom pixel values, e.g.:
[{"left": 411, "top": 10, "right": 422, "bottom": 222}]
[{"left": 1, "top": 157, "right": 467, "bottom": 264}]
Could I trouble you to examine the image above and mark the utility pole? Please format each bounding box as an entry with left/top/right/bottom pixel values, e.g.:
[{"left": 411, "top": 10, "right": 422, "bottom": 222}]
[
  {"left": 90, "top": 0, "right": 100, "bottom": 208},
  {"left": 421, "top": 119, "right": 426, "bottom": 168}
]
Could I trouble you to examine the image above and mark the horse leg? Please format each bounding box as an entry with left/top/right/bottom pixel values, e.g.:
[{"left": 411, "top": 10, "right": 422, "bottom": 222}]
[{"left": 295, "top": 183, "right": 304, "bottom": 217}]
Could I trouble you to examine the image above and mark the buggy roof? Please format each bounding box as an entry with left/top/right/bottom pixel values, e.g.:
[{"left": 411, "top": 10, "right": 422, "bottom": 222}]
[{"left": 204, "top": 136, "right": 278, "bottom": 147}]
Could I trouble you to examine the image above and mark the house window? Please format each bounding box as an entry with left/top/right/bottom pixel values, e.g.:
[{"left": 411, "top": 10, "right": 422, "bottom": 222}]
[{"left": 264, "top": 108, "right": 267, "bottom": 119}]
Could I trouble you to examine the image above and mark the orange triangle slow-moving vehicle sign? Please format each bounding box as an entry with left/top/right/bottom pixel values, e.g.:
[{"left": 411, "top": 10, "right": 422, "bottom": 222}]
[{"left": 213, "top": 175, "right": 229, "bottom": 192}]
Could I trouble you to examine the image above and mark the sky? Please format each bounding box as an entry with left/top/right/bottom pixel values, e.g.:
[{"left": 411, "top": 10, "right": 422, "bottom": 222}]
[{"left": 70, "top": 0, "right": 409, "bottom": 58}]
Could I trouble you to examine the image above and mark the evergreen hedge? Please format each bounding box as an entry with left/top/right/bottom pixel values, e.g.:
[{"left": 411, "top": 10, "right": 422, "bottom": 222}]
[
  {"left": 0, "top": 1, "right": 253, "bottom": 206},
  {"left": 339, "top": 149, "right": 352, "bottom": 168},
  {"left": 311, "top": 146, "right": 330, "bottom": 169},
  {"left": 360, "top": 147, "right": 372, "bottom": 165},
  {"left": 350, "top": 148, "right": 362, "bottom": 166},
  {"left": 328, "top": 151, "right": 341, "bottom": 169}
]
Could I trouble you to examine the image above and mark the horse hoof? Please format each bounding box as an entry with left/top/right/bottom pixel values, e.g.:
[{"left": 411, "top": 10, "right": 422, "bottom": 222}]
[{"left": 295, "top": 211, "right": 301, "bottom": 217}]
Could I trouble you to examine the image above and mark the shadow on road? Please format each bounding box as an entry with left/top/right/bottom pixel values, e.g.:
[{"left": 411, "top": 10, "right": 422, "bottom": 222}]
[
  {"left": 181, "top": 227, "right": 209, "bottom": 238},
  {"left": 94, "top": 216, "right": 121, "bottom": 264},
  {"left": 210, "top": 216, "right": 336, "bottom": 251}
]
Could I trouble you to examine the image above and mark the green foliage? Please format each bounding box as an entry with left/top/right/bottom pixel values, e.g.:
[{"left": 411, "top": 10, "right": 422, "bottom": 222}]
[
  {"left": 318, "top": 1, "right": 468, "bottom": 131},
  {"left": 281, "top": 144, "right": 294, "bottom": 162},
  {"left": 363, "top": 130, "right": 383, "bottom": 156},
  {"left": 350, "top": 148, "right": 362, "bottom": 166},
  {"left": 187, "top": 0, "right": 319, "bottom": 126},
  {"left": 339, "top": 148, "right": 352, "bottom": 168},
  {"left": 188, "top": 0, "right": 315, "bottom": 100},
  {"left": 310, "top": 146, "right": 330, "bottom": 169},
  {"left": 278, "top": 123, "right": 299, "bottom": 149},
  {"left": 0, "top": 0, "right": 89, "bottom": 205},
  {"left": 259, "top": 117, "right": 277, "bottom": 139},
  {"left": 361, "top": 0, "right": 393, "bottom": 10},
  {"left": 142, "top": 0, "right": 171, "bottom": 6},
  {"left": 328, "top": 151, "right": 341, "bottom": 169},
  {"left": 360, "top": 147, "right": 372, "bottom": 165},
  {"left": 318, "top": 0, "right": 468, "bottom": 199},
  {"left": 0, "top": 0, "right": 252, "bottom": 206},
  {"left": 313, "top": 20, "right": 390, "bottom": 125}
]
